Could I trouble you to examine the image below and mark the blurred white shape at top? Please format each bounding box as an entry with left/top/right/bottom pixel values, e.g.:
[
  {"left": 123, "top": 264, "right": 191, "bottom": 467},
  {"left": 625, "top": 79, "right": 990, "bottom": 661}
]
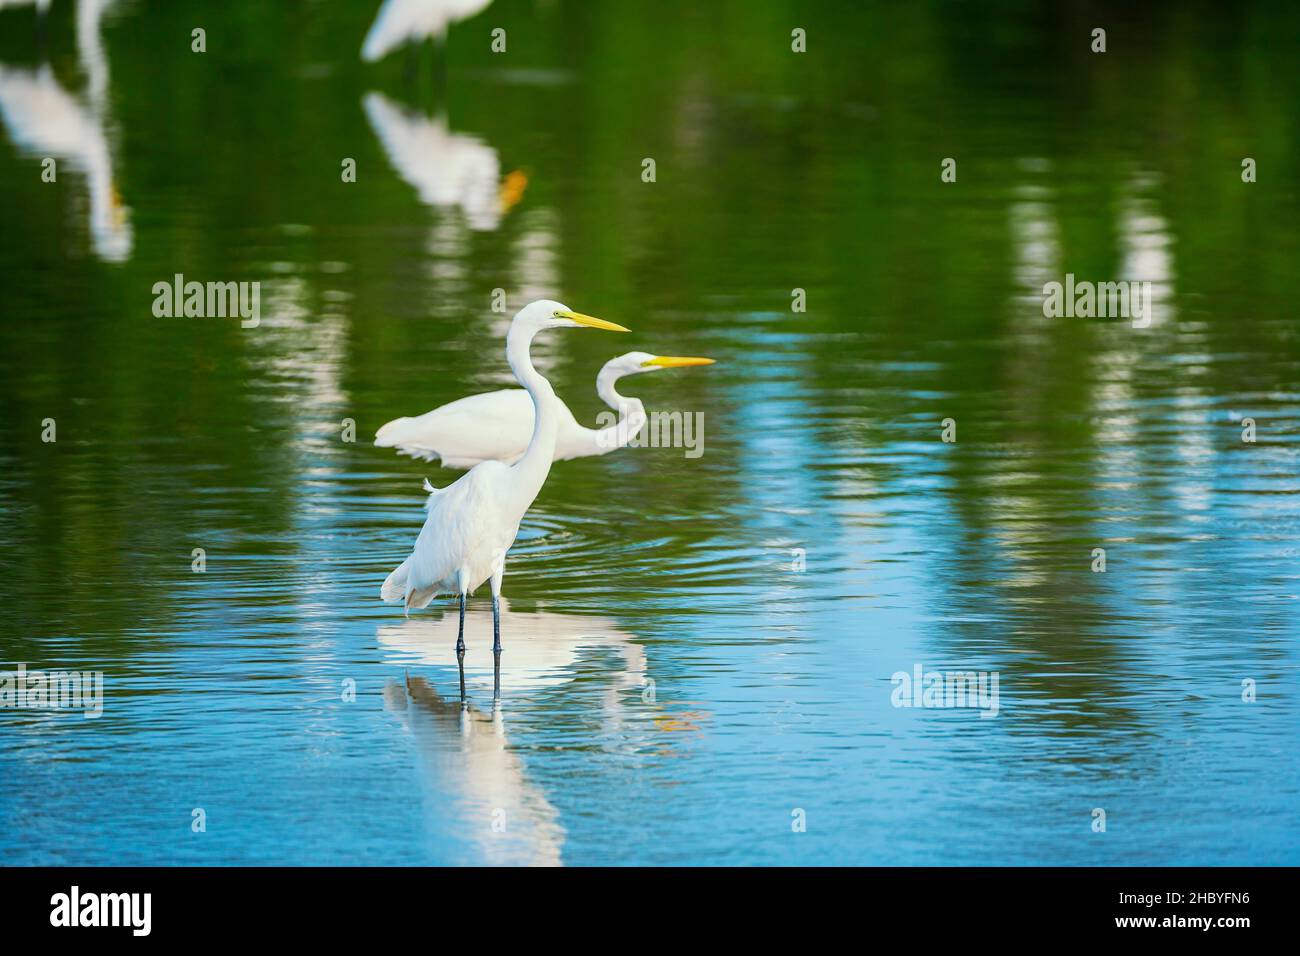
[
  {"left": 0, "top": 0, "right": 131, "bottom": 261},
  {"left": 0, "top": 67, "right": 131, "bottom": 261},
  {"left": 361, "top": 0, "right": 495, "bottom": 62}
]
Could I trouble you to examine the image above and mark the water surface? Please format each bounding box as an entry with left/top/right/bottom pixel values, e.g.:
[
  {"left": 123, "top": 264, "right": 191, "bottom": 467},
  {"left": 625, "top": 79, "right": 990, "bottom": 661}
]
[{"left": 1, "top": 0, "right": 1298, "bottom": 865}]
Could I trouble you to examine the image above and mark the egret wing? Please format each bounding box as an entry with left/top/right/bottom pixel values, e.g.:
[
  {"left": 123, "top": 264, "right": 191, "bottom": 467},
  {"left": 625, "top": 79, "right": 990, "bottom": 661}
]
[{"left": 375, "top": 389, "right": 536, "bottom": 467}]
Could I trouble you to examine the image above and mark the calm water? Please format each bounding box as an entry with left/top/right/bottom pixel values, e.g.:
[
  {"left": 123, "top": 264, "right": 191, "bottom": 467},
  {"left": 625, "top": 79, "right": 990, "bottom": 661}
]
[{"left": 1, "top": 0, "right": 1298, "bottom": 866}]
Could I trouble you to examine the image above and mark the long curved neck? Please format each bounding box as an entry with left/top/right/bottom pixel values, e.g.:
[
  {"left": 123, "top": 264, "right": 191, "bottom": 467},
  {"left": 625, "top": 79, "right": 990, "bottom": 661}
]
[
  {"left": 506, "top": 320, "right": 559, "bottom": 504},
  {"left": 587, "top": 363, "right": 647, "bottom": 454}
]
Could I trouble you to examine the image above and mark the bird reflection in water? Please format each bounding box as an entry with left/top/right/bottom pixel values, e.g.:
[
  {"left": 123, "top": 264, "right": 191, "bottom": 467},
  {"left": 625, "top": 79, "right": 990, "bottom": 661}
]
[
  {"left": 378, "top": 597, "right": 647, "bottom": 717},
  {"left": 0, "top": 0, "right": 131, "bottom": 261},
  {"left": 379, "top": 600, "right": 653, "bottom": 865},
  {"left": 384, "top": 674, "right": 564, "bottom": 866},
  {"left": 363, "top": 91, "right": 527, "bottom": 234},
  {"left": 379, "top": 597, "right": 710, "bottom": 757}
]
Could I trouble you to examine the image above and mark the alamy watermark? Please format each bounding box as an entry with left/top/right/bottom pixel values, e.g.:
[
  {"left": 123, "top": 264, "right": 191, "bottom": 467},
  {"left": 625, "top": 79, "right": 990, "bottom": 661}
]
[
  {"left": 50, "top": 886, "right": 150, "bottom": 936},
  {"left": 152, "top": 273, "right": 260, "bottom": 328},
  {"left": 1043, "top": 273, "right": 1151, "bottom": 328},
  {"left": 891, "top": 663, "right": 1000, "bottom": 718},
  {"left": 595, "top": 410, "right": 706, "bottom": 459},
  {"left": 1, "top": 663, "right": 103, "bottom": 719}
]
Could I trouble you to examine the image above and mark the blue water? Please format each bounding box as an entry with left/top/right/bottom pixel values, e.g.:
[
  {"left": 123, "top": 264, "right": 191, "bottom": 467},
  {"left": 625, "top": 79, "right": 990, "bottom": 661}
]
[{"left": 1, "top": 0, "right": 1298, "bottom": 865}]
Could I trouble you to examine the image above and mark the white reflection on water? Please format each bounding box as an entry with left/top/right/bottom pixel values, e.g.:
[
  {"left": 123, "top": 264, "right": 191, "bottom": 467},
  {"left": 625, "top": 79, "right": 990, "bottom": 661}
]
[
  {"left": 363, "top": 92, "right": 524, "bottom": 233},
  {"left": 0, "top": 0, "right": 131, "bottom": 261},
  {"left": 363, "top": 89, "right": 571, "bottom": 383},
  {"left": 77, "top": 0, "right": 125, "bottom": 113},
  {"left": 0, "top": 64, "right": 131, "bottom": 261},
  {"left": 1118, "top": 170, "right": 1175, "bottom": 327},
  {"left": 377, "top": 597, "right": 646, "bottom": 703},
  {"left": 378, "top": 599, "right": 648, "bottom": 865},
  {"left": 1009, "top": 159, "right": 1060, "bottom": 296},
  {"left": 384, "top": 675, "right": 564, "bottom": 866}
]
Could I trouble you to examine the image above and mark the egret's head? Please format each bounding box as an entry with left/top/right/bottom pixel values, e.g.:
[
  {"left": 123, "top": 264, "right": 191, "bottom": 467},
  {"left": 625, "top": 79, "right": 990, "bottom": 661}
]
[
  {"left": 513, "top": 299, "right": 630, "bottom": 333},
  {"left": 606, "top": 351, "right": 716, "bottom": 377}
]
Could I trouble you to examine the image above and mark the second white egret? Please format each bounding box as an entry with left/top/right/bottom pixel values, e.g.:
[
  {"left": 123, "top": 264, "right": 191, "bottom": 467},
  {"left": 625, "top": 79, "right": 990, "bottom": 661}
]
[{"left": 374, "top": 351, "right": 715, "bottom": 468}]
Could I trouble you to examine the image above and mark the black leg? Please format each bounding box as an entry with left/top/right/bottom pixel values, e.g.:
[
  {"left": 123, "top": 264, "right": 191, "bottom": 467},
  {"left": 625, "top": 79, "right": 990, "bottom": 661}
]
[
  {"left": 456, "top": 593, "right": 466, "bottom": 701},
  {"left": 492, "top": 592, "right": 502, "bottom": 700}
]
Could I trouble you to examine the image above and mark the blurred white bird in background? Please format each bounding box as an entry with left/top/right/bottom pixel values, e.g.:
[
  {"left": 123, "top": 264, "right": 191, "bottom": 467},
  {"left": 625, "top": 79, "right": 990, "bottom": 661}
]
[
  {"left": 0, "top": 0, "right": 131, "bottom": 261},
  {"left": 77, "top": 0, "right": 125, "bottom": 113},
  {"left": 361, "top": 0, "right": 495, "bottom": 63},
  {"left": 0, "top": 64, "right": 132, "bottom": 261},
  {"left": 363, "top": 91, "right": 526, "bottom": 232},
  {"left": 380, "top": 300, "right": 629, "bottom": 696},
  {"left": 375, "top": 351, "right": 715, "bottom": 468}
]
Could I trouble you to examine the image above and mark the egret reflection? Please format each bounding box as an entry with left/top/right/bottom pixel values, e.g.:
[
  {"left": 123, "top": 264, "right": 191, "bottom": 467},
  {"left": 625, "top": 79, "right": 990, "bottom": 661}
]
[
  {"left": 377, "top": 597, "right": 647, "bottom": 721},
  {"left": 77, "top": 0, "right": 124, "bottom": 113},
  {"left": 384, "top": 674, "right": 564, "bottom": 866},
  {"left": 0, "top": 1, "right": 132, "bottom": 262},
  {"left": 379, "top": 601, "right": 650, "bottom": 865},
  {"left": 363, "top": 91, "right": 525, "bottom": 233}
]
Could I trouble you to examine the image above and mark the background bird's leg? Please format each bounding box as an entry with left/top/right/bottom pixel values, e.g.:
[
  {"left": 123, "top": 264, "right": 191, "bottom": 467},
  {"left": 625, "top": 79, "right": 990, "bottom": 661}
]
[
  {"left": 456, "top": 591, "right": 466, "bottom": 701},
  {"left": 403, "top": 43, "right": 417, "bottom": 88},
  {"left": 432, "top": 36, "right": 447, "bottom": 103},
  {"left": 491, "top": 560, "right": 504, "bottom": 700}
]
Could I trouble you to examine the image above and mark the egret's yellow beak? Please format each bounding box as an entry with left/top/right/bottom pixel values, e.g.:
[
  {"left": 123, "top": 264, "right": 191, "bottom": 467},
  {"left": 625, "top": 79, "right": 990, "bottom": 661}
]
[
  {"left": 556, "top": 310, "right": 630, "bottom": 333},
  {"left": 641, "top": 356, "right": 716, "bottom": 368},
  {"left": 499, "top": 169, "right": 528, "bottom": 214},
  {"left": 110, "top": 183, "right": 127, "bottom": 226}
]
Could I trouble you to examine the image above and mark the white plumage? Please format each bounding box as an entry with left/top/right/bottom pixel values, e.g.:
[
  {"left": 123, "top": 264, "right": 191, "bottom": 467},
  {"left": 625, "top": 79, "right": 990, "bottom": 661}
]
[
  {"left": 0, "top": 64, "right": 132, "bottom": 262},
  {"left": 380, "top": 300, "right": 630, "bottom": 615},
  {"left": 361, "top": 0, "right": 494, "bottom": 63},
  {"left": 362, "top": 92, "right": 521, "bottom": 232},
  {"left": 374, "top": 352, "right": 714, "bottom": 468},
  {"left": 381, "top": 458, "right": 521, "bottom": 610}
]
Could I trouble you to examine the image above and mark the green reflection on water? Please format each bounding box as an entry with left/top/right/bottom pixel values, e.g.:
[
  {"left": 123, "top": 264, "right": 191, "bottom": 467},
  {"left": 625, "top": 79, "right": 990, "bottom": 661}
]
[{"left": 0, "top": 0, "right": 1297, "bottom": 864}]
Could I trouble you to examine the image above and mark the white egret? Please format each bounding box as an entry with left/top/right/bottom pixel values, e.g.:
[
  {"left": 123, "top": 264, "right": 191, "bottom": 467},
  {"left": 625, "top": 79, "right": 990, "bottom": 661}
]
[
  {"left": 374, "top": 351, "right": 714, "bottom": 468},
  {"left": 361, "top": 0, "right": 494, "bottom": 63},
  {"left": 380, "top": 300, "right": 629, "bottom": 695}
]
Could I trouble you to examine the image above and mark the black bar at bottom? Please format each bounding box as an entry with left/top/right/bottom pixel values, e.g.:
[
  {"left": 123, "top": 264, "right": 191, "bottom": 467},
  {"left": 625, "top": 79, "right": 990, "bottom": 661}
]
[{"left": 0, "top": 866, "right": 1287, "bottom": 940}]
